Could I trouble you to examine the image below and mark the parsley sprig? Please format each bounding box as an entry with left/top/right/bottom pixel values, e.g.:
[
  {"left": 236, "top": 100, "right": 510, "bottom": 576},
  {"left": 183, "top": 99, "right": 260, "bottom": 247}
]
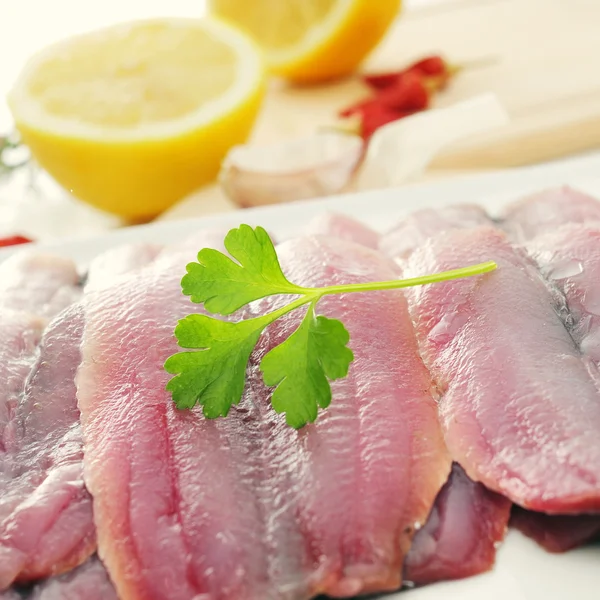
[{"left": 165, "top": 224, "right": 496, "bottom": 428}]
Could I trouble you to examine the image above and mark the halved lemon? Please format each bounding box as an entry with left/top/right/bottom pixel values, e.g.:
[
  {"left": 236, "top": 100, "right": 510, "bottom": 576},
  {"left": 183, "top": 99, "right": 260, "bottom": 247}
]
[
  {"left": 8, "top": 18, "right": 265, "bottom": 220},
  {"left": 208, "top": 0, "right": 401, "bottom": 83}
]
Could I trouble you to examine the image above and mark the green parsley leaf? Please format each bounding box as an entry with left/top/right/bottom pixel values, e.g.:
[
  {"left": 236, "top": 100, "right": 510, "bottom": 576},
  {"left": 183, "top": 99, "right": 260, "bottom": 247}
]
[
  {"left": 181, "top": 225, "right": 305, "bottom": 315},
  {"left": 165, "top": 313, "right": 267, "bottom": 417},
  {"left": 166, "top": 222, "right": 498, "bottom": 428},
  {"left": 260, "top": 304, "right": 354, "bottom": 428}
]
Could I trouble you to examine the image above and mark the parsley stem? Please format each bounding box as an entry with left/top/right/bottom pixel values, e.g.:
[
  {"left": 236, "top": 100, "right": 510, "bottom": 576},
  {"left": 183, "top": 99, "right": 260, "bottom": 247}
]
[
  {"left": 168, "top": 222, "right": 499, "bottom": 426},
  {"left": 237, "top": 293, "right": 315, "bottom": 331},
  {"left": 313, "top": 261, "right": 497, "bottom": 297},
  {"left": 239, "top": 261, "right": 496, "bottom": 329}
]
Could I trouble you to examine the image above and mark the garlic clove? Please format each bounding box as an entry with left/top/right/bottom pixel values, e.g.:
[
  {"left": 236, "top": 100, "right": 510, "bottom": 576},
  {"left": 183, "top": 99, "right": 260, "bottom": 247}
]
[{"left": 219, "top": 131, "right": 363, "bottom": 208}]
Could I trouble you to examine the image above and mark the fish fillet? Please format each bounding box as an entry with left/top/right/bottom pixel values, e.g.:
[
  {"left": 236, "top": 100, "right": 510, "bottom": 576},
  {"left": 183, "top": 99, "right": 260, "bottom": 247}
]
[
  {"left": 502, "top": 186, "right": 600, "bottom": 241},
  {"left": 304, "top": 213, "right": 380, "bottom": 248},
  {"left": 510, "top": 508, "right": 600, "bottom": 553},
  {"left": 404, "top": 463, "right": 511, "bottom": 585},
  {"left": 526, "top": 225, "right": 600, "bottom": 369},
  {"left": 0, "top": 253, "right": 80, "bottom": 319},
  {"left": 380, "top": 205, "right": 493, "bottom": 261},
  {"left": 77, "top": 233, "right": 450, "bottom": 599},
  {"left": 0, "top": 245, "right": 159, "bottom": 590},
  {"left": 403, "top": 226, "right": 600, "bottom": 514}
]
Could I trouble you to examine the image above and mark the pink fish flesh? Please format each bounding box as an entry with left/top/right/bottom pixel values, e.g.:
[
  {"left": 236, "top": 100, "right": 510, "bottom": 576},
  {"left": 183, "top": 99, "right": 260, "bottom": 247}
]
[
  {"left": 0, "top": 254, "right": 80, "bottom": 319},
  {"left": 304, "top": 213, "right": 380, "bottom": 249},
  {"left": 502, "top": 186, "right": 600, "bottom": 241},
  {"left": 510, "top": 508, "right": 600, "bottom": 553},
  {"left": 0, "top": 305, "right": 94, "bottom": 588},
  {"left": 77, "top": 233, "right": 450, "bottom": 600},
  {"left": 84, "top": 243, "right": 162, "bottom": 292},
  {"left": 380, "top": 205, "right": 493, "bottom": 261},
  {"left": 403, "top": 226, "right": 600, "bottom": 513},
  {"left": 0, "top": 245, "right": 160, "bottom": 590},
  {"left": 404, "top": 463, "right": 511, "bottom": 585}
]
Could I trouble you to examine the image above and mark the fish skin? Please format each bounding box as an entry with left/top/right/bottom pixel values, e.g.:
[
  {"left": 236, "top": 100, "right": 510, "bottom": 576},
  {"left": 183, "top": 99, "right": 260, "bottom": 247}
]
[
  {"left": 403, "top": 226, "right": 600, "bottom": 514},
  {"left": 77, "top": 233, "right": 449, "bottom": 600},
  {"left": 502, "top": 186, "right": 600, "bottom": 242},
  {"left": 510, "top": 508, "right": 600, "bottom": 553},
  {"left": 379, "top": 205, "right": 493, "bottom": 261},
  {"left": 404, "top": 463, "right": 511, "bottom": 585}
]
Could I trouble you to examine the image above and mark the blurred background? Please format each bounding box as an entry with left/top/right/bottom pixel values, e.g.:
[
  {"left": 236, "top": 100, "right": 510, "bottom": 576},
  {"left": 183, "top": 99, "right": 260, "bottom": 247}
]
[
  {"left": 0, "top": 0, "right": 598, "bottom": 242},
  {"left": 1, "top": 1, "right": 209, "bottom": 131}
]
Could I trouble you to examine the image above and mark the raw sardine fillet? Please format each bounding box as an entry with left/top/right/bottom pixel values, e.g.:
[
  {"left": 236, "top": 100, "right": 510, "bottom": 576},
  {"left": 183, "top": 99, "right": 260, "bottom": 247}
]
[
  {"left": 0, "top": 244, "right": 160, "bottom": 590},
  {"left": 526, "top": 225, "right": 600, "bottom": 367},
  {"left": 0, "top": 253, "right": 80, "bottom": 318},
  {"left": 85, "top": 243, "right": 162, "bottom": 291},
  {"left": 404, "top": 226, "right": 600, "bottom": 514},
  {"left": 502, "top": 186, "right": 600, "bottom": 241},
  {"left": 0, "top": 305, "right": 94, "bottom": 589},
  {"left": 246, "top": 236, "right": 451, "bottom": 598},
  {"left": 380, "top": 205, "right": 493, "bottom": 260},
  {"left": 510, "top": 508, "right": 600, "bottom": 553},
  {"left": 305, "top": 213, "right": 380, "bottom": 248},
  {"left": 77, "top": 233, "right": 450, "bottom": 600},
  {"left": 0, "top": 253, "right": 83, "bottom": 589},
  {"left": 404, "top": 463, "right": 511, "bottom": 585},
  {"left": 0, "top": 252, "right": 81, "bottom": 454}
]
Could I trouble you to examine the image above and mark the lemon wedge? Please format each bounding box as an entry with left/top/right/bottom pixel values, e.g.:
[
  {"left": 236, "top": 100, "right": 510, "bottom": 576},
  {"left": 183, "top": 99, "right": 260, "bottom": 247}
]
[
  {"left": 8, "top": 18, "right": 265, "bottom": 220},
  {"left": 208, "top": 0, "right": 401, "bottom": 83}
]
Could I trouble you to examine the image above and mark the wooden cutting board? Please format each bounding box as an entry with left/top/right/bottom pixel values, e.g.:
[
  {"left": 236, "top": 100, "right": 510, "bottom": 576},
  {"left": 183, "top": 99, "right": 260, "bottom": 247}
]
[{"left": 249, "top": 0, "right": 600, "bottom": 170}]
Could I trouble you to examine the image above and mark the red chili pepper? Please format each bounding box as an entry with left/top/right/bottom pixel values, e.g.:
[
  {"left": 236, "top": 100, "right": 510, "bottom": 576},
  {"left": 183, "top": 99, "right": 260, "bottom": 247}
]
[
  {"left": 361, "top": 105, "right": 416, "bottom": 140},
  {"left": 0, "top": 235, "right": 32, "bottom": 248},
  {"left": 344, "top": 55, "right": 457, "bottom": 140},
  {"left": 340, "top": 73, "right": 429, "bottom": 117},
  {"left": 338, "top": 98, "right": 373, "bottom": 118},
  {"left": 376, "top": 71, "right": 430, "bottom": 111},
  {"left": 361, "top": 71, "right": 401, "bottom": 90},
  {"left": 362, "top": 55, "right": 449, "bottom": 90},
  {"left": 406, "top": 55, "right": 447, "bottom": 77}
]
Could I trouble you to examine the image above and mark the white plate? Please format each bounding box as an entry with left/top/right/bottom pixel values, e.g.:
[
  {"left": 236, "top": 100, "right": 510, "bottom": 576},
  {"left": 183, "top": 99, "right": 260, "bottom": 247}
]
[{"left": 2, "top": 155, "right": 600, "bottom": 599}]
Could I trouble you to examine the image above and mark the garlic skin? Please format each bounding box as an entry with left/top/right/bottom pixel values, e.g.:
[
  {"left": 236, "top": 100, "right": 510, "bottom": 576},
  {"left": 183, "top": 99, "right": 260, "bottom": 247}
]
[{"left": 219, "top": 132, "right": 363, "bottom": 208}]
